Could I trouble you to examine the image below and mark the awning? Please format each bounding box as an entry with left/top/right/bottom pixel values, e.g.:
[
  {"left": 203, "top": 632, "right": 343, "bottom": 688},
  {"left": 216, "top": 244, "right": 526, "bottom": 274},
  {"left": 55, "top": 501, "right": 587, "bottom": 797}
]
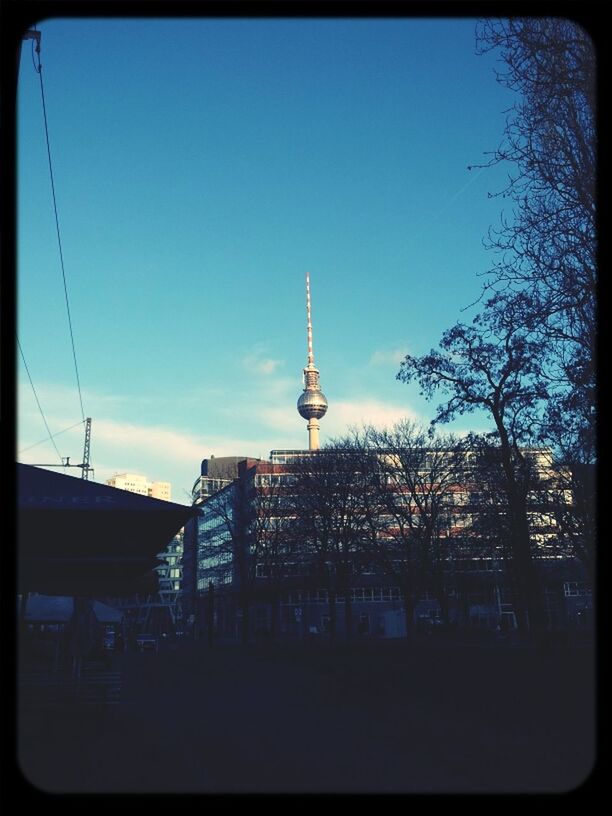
[{"left": 18, "top": 464, "right": 195, "bottom": 595}]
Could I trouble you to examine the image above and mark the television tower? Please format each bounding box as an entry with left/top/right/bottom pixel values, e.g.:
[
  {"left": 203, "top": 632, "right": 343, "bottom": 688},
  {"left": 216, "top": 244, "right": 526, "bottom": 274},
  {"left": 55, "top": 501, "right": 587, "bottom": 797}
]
[{"left": 297, "top": 273, "right": 328, "bottom": 450}]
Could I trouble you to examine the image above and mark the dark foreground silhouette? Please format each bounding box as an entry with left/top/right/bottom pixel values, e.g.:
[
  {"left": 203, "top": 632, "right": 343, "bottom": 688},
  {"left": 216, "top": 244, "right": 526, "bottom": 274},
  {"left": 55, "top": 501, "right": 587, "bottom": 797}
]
[{"left": 17, "top": 637, "right": 596, "bottom": 794}]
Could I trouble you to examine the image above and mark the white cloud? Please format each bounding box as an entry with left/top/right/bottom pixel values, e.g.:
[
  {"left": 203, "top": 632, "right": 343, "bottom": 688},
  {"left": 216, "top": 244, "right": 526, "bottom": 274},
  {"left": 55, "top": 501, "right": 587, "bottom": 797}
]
[
  {"left": 368, "top": 347, "right": 409, "bottom": 366},
  {"left": 260, "top": 358, "right": 282, "bottom": 375},
  {"left": 93, "top": 419, "right": 208, "bottom": 464},
  {"left": 261, "top": 404, "right": 302, "bottom": 433},
  {"left": 242, "top": 345, "right": 284, "bottom": 376},
  {"left": 17, "top": 378, "right": 428, "bottom": 503},
  {"left": 322, "top": 398, "right": 420, "bottom": 437}
]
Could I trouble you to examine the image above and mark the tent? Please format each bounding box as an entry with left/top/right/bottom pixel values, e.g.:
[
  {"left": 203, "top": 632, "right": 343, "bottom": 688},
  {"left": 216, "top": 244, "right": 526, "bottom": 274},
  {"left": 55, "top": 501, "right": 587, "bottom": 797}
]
[{"left": 18, "top": 463, "right": 195, "bottom": 596}]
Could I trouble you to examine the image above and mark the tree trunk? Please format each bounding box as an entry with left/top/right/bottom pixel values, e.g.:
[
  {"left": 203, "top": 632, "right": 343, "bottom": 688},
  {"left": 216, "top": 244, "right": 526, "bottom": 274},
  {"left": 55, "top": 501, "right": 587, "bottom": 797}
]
[
  {"left": 207, "top": 581, "right": 215, "bottom": 648},
  {"left": 240, "top": 593, "right": 250, "bottom": 645},
  {"left": 270, "top": 588, "right": 280, "bottom": 640},
  {"left": 510, "top": 498, "right": 546, "bottom": 641},
  {"left": 344, "top": 590, "right": 353, "bottom": 641},
  {"left": 431, "top": 569, "right": 451, "bottom": 629},
  {"left": 495, "top": 419, "right": 546, "bottom": 642},
  {"left": 403, "top": 594, "right": 415, "bottom": 640},
  {"left": 437, "top": 589, "right": 451, "bottom": 630},
  {"left": 459, "top": 581, "right": 470, "bottom": 628},
  {"left": 329, "top": 589, "right": 337, "bottom": 643}
]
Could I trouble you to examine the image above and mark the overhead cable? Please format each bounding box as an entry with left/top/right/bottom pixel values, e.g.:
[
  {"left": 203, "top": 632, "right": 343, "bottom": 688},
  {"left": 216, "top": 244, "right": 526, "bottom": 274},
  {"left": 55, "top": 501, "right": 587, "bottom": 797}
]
[
  {"left": 33, "top": 34, "right": 86, "bottom": 422},
  {"left": 18, "top": 419, "right": 86, "bottom": 455},
  {"left": 17, "top": 335, "right": 63, "bottom": 462}
]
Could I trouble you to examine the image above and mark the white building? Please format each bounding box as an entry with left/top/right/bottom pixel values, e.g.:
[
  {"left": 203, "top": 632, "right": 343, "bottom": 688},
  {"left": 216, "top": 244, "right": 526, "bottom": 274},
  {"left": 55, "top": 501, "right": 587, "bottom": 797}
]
[
  {"left": 106, "top": 472, "right": 172, "bottom": 502},
  {"left": 155, "top": 533, "right": 184, "bottom": 629},
  {"left": 103, "top": 472, "right": 182, "bottom": 633}
]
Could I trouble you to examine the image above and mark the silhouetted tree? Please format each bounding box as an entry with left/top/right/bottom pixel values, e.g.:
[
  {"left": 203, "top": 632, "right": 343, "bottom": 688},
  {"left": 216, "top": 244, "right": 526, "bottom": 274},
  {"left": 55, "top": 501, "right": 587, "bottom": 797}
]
[
  {"left": 361, "top": 422, "right": 470, "bottom": 637},
  {"left": 289, "top": 444, "right": 373, "bottom": 641},
  {"left": 474, "top": 17, "right": 596, "bottom": 464},
  {"left": 527, "top": 454, "right": 596, "bottom": 581},
  {"left": 245, "top": 465, "right": 298, "bottom": 639},
  {"left": 397, "top": 301, "right": 549, "bottom": 638}
]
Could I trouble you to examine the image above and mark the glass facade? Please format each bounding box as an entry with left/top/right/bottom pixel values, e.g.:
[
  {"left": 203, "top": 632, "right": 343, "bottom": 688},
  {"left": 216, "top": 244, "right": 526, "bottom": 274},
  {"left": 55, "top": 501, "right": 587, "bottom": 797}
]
[{"left": 196, "top": 482, "right": 238, "bottom": 589}]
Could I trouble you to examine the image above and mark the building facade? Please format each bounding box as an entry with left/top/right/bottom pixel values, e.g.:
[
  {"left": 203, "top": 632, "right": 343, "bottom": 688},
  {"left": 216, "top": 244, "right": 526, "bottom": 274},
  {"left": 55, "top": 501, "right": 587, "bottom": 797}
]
[
  {"left": 102, "top": 471, "right": 181, "bottom": 633},
  {"left": 182, "top": 448, "right": 592, "bottom": 642},
  {"left": 106, "top": 472, "right": 172, "bottom": 501}
]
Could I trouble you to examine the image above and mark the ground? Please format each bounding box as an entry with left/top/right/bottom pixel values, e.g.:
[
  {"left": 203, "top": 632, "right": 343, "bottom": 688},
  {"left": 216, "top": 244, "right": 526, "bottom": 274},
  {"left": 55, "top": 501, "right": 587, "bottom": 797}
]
[{"left": 16, "top": 637, "right": 596, "bottom": 795}]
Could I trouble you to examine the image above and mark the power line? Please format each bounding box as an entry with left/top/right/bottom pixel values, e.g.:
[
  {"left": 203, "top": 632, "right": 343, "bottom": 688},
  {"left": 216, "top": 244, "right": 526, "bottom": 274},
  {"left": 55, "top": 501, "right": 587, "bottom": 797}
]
[
  {"left": 33, "top": 34, "right": 86, "bottom": 423},
  {"left": 18, "top": 419, "right": 86, "bottom": 455},
  {"left": 17, "top": 336, "right": 63, "bottom": 462}
]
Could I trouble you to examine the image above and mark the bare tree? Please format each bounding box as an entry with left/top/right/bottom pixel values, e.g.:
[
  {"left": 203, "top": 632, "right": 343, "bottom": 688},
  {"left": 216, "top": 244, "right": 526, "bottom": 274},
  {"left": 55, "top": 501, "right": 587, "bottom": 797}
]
[
  {"left": 288, "top": 444, "right": 373, "bottom": 641},
  {"left": 395, "top": 19, "right": 597, "bottom": 639},
  {"left": 474, "top": 17, "right": 596, "bottom": 466},
  {"left": 360, "top": 422, "right": 470, "bottom": 637},
  {"left": 245, "top": 465, "right": 299, "bottom": 639},
  {"left": 526, "top": 452, "right": 596, "bottom": 581},
  {"left": 397, "top": 301, "right": 550, "bottom": 638}
]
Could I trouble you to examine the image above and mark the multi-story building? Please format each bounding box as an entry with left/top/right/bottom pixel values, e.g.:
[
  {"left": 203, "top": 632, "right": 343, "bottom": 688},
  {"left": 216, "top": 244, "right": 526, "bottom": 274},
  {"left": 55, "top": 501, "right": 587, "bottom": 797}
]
[
  {"left": 183, "top": 447, "right": 592, "bottom": 642},
  {"left": 103, "top": 471, "right": 180, "bottom": 633},
  {"left": 181, "top": 456, "right": 260, "bottom": 630},
  {"left": 155, "top": 532, "right": 184, "bottom": 628},
  {"left": 106, "top": 472, "right": 172, "bottom": 501}
]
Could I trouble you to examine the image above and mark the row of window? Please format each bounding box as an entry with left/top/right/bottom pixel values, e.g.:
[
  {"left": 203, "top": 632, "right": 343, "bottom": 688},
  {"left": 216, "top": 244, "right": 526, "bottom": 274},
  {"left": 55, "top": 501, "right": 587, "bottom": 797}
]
[
  {"left": 281, "top": 587, "right": 404, "bottom": 605},
  {"left": 197, "top": 571, "right": 232, "bottom": 590},
  {"left": 198, "top": 553, "right": 232, "bottom": 570},
  {"left": 255, "top": 474, "right": 298, "bottom": 487},
  {"left": 252, "top": 557, "right": 508, "bottom": 579},
  {"left": 198, "top": 517, "right": 234, "bottom": 536},
  {"left": 563, "top": 582, "right": 592, "bottom": 597}
]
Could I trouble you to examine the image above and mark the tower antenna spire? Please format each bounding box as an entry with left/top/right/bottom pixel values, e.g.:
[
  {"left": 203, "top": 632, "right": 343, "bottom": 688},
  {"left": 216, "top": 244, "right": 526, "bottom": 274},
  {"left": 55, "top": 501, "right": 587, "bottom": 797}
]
[
  {"left": 297, "top": 273, "right": 328, "bottom": 450},
  {"left": 306, "top": 272, "right": 314, "bottom": 368}
]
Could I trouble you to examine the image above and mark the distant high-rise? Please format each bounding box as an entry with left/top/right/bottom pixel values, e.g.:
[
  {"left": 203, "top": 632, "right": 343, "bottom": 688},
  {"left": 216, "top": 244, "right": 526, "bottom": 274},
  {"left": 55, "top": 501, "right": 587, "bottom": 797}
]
[
  {"left": 297, "top": 272, "right": 328, "bottom": 450},
  {"left": 106, "top": 472, "right": 172, "bottom": 501}
]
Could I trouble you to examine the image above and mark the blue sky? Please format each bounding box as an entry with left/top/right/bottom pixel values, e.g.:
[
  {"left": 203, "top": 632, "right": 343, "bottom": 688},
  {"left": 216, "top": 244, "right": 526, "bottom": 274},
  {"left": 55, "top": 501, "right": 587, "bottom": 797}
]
[{"left": 17, "top": 17, "right": 515, "bottom": 503}]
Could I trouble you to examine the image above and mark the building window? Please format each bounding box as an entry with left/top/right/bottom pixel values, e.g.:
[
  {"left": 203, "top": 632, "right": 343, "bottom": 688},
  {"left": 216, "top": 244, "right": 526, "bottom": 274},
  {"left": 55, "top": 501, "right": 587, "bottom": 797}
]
[{"left": 563, "top": 582, "right": 591, "bottom": 597}]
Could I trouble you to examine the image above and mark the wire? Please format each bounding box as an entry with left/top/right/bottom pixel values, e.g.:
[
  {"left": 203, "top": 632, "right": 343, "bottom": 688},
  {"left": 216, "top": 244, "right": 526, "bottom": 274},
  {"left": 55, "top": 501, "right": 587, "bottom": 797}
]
[
  {"left": 18, "top": 419, "right": 86, "bottom": 455},
  {"left": 17, "top": 336, "right": 63, "bottom": 462},
  {"left": 34, "top": 42, "right": 86, "bottom": 423}
]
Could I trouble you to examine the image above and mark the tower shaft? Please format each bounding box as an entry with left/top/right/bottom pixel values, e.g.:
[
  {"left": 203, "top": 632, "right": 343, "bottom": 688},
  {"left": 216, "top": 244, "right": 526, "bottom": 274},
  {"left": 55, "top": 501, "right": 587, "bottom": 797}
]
[
  {"left": 297, "top": 272, "right": 328, "bottom": 450},
  {"left": 307, "top": 418, "right": 321, "bottom": 450}
]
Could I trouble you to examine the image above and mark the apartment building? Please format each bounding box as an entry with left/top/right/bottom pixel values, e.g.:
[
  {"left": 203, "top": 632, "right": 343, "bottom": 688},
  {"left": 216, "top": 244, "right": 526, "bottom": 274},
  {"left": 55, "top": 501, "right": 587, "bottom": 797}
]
[{"left": 106, "top": 472, "right": 172, "bottom": 502}]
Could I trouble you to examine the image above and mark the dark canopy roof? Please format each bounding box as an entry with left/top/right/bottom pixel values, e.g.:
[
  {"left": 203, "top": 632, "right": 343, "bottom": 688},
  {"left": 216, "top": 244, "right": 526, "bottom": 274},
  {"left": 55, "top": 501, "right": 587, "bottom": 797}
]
[
  {"left": 22, "top": 595, "right": 123, "bottom": 623},
  {"left": 18, "top": 464, "right": 195, "bottom": 596}
]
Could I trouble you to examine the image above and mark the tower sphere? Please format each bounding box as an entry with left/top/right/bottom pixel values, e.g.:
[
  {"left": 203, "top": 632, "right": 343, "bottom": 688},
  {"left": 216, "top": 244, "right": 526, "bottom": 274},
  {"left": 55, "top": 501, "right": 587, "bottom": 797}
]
[
  {"left": 297, "top": 389, "right": 328, "bottom": 420},
  {"left": 298, "top": 272, "right": 328, "bottom": 449}
]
